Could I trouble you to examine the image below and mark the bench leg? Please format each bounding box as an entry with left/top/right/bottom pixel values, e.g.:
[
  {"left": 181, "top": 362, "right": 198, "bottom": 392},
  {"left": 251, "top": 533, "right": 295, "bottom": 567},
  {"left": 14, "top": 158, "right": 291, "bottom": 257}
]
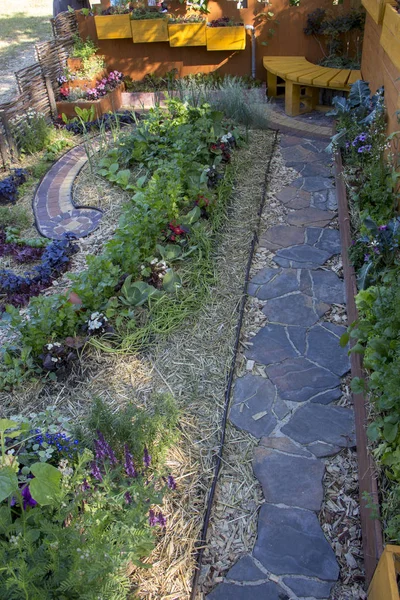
[
  {"left": 267, "top": 71, "right": 278, "bottom": 97},
  {"left": 285, "top": 81, "right": 301, "bottom": 116}
]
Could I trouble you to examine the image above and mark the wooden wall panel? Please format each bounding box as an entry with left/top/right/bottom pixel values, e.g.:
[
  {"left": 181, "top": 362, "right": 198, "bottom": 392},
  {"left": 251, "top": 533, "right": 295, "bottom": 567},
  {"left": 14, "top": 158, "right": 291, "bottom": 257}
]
[
  {"left": 361, "top": 13, "right": 400, "bottom": 136},
  {"left": 78, "top": 0, "right": 357, "bottom": 81}
]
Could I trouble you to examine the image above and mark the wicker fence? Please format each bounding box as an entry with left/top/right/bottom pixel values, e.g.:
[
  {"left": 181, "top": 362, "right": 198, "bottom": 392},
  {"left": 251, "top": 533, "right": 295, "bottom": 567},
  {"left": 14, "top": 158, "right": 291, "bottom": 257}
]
[{"left": 0, "top": 11, "right": 78, "bottom": 170}]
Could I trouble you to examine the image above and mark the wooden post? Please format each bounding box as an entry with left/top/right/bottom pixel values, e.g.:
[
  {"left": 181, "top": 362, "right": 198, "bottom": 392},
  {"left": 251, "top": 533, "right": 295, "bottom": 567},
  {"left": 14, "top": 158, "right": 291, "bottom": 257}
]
[
  {"left": 45, "top": 76, "right": 58, "bottom": 118},
  {"left": 284, "top": 80, "right": 301, "bottom": 116},
  {"left": 0, "top": 115, "right": 10, "bottom": 170},
  {"left": 266, "top": 71, "right": 278, "bottom": 97},
  {"left": 0, "top": 110, "right": 18, "bottom": 161}
]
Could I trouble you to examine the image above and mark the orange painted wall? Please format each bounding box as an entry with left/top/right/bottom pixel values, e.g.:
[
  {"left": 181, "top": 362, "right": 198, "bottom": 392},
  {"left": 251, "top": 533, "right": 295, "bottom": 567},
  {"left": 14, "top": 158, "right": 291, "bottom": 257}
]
[
  {"left": 361, "top": 13, "right": 400, "bottom": 135},
  {"left": 78, "top": 0, "right": 358, "bottom": 81}
]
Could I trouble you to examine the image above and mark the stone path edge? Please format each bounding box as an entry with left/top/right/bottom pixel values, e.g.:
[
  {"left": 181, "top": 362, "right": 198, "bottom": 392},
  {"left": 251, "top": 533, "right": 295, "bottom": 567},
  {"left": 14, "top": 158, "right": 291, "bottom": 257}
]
[{"left": 334, "top": 150, "right": 383, "bottom": 583}]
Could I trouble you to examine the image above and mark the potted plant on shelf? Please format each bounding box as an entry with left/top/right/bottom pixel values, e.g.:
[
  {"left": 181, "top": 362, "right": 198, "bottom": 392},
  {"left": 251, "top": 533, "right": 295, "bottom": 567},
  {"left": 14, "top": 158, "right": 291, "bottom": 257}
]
[
  {"left": 94, "top": 0, "right": 132, "bottom": 39},
  {"left": 206, "top": 17, "right": 246, "bottom": 51},
  {"left": 130, "top": 8, "right": 170, "bottom": 43},
  {"left": 64, "top": 34, "right": 107, "bottom": 88},
  {"left": 168, "top": 14, "right": 206, "bottom": 47},
  {"left": 56, "top": 70, "right": 125, "bottom": 118},
  {"left": 380, "top": 2, "right": 400, "bottom": 71}
]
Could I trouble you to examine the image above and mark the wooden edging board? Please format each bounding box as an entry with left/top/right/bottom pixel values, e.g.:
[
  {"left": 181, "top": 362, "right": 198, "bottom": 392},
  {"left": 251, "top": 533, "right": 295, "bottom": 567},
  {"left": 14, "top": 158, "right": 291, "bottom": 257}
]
[{"left": 334, "top": 150, "right": 384, "bottom": 584}]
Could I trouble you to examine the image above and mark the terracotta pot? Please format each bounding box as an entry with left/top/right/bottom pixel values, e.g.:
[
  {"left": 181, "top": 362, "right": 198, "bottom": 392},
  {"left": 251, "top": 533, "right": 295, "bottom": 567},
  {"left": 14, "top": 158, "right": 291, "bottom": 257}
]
[
  {"left": 67, "top": 57, "right": 83, "bottom": 71},
  {"left": 68, "top": 291, "right": 83, "bottom": 306},
  {"left": 56, "top": 82, "right": 125, "bottom": 119}
]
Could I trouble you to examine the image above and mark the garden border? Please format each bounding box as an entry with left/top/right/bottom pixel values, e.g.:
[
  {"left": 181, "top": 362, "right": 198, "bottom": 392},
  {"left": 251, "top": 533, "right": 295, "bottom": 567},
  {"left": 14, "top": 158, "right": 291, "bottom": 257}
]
[{"left": 334, "top": 149, "right": 383, "bottom": 585}]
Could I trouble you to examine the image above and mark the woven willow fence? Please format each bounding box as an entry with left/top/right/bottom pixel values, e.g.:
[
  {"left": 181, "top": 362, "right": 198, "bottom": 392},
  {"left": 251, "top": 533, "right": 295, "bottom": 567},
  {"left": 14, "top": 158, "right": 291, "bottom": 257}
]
[{"left": 0, "top": 11, "right": 78, "bottom": 170}]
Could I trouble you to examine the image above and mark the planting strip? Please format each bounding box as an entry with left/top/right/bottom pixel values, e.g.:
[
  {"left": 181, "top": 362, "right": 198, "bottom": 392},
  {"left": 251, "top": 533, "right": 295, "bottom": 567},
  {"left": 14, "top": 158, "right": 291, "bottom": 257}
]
[
  {"left": 33, "top": 144, "right": 103, "bottom": 240},
  {"left": 206, "top": 133, "right": 356, "bottom": 600},
  {"left": 334, "top": 151, "right": 383, "bottom": 583}
]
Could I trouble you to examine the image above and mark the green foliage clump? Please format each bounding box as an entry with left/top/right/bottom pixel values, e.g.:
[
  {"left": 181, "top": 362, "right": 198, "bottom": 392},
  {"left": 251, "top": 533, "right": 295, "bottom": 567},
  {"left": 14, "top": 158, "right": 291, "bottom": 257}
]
[
  {"left": 0, "top": 398, "right": 178, "bottom": 599},
  {"left": 0, "top": 205, "right": 30, "bottom": 230}
]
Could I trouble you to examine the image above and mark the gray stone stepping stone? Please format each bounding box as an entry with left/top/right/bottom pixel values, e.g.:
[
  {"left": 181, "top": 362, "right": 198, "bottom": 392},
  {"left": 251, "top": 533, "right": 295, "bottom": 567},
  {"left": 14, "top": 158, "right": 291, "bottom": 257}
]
[
  {"left": 310, "top": 387, "right": 343, "bottom": 405},
  {"left": 282, "top": 403, "right": 355, "bottom": 448},
  {"left": 276, "top": 187, "right": 311, "bottom": 209},
  {"left": 287, "top": 207, "right": 335, "bottom": 228},
  {"left": 292, "top": 176, "right": 334, "bottom": 193},
  {"left": 246, "top": 324, "right": 306, "bottom": 365},
  {"left": 306, "top": 441, "right": 342, "bottom": 457},
  {"left": 253, "top": 445, "right": 325, "bottom": 510},
  {"left": 266, "top": 357, "right": 340, "bottom": 403},
  {"left": 230, "top": 375, "right": 288, "bottom": 438},
  {"left": 283, "top": 576, "right": 334, "bottom": 598},
  {"left": 262, "top": 292, "right": 329, "bottom": 327},
  {"left": 300, "top": 269, "right": 345, "bottom": 304},
  {"left": 259, "top": 434, "right": 311, "bottom": 457},
  {"left": 225, "top": 555, "right": 266, "bottom": 582},
  {"left": 311, "top": 189, "right": 337, "bottom": 211},
  {"left": 254, "top": 504, "right": 339, "bottom": 581},
  {"left": 274, "top": 244, "right": 331, "bottom": 268},
  {"left": 314, "top": 228, "right": 342, "bottom": 254},
  {"left": 207, "top": 581, "right": 284, "bottom": 600},
  {"left": 250, "top": 268, "right": 299, "bottom": 300},
  {"left": 260, "top": 225, "right": 305, "bottom": 251},
  {"left": 301, "top": 162, "right": 332, "bottom": 178},
  {"left": 280, "top": 135, "right": 305, "bottom": 147},
  {"left": 281, "top": 145, "right": 319, "bottom": 165},
  {"left": 306, "top": 323, "right": 350, "bottom": 376},
  {"left": 249, "top": 267, "right": 279, "bottom": 286}
]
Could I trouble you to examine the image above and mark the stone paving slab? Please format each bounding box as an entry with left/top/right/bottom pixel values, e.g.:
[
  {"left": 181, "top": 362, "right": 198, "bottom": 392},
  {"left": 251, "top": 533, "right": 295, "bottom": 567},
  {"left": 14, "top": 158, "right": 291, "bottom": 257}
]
[
  {"left": 207, "top": 581, "right": 284, "bottom": 600},
  {"left": 253, "top": 445, "right": 325, "bottom": 510},
  {"left": 253, "top": 504, "right": 339, "bottom": 581},
  {"left": 229, "top": 374, "right": 288, "bottom": 438},
  {"left": 33, "top": 144, "right": 103, "bottom": 239}
]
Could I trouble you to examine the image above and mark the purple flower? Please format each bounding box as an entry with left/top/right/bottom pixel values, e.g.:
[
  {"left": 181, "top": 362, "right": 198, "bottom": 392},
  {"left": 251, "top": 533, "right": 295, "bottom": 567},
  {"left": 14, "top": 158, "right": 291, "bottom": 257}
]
[
  {"left": 124, "top": 444, "right": 137, "bottom": 479},
  {"left": 378, "top": 225, "right": 388, "bottom": 231},
  {"left": 94, "top": 432, "right": 117, "bottom": 466},
  {"left": 21, "top": 485, "right": 37, "bottom": 510},
  {"left": 124, "top": 491, "right": 132, "bottom": 504},
  {"left": 373, "top": 247, "right": 380, "bottom": 254},
  {"left": 143, "top": 447, "right": 151, "bottom": 469},
  {"left": 149, "top": 509, "right": 158, "bottom": 526},
  {"left": 364, "top": 254, "right": 370, "bottom": 262},
  {"left": 166, "top": 475, "right": 176, "bottom": 490},
  {"left": 91, "top": 462, "right": 103, "bottom": 481},
  {"left": 157, "top": 511, "right": 167, "bottom": 528}
]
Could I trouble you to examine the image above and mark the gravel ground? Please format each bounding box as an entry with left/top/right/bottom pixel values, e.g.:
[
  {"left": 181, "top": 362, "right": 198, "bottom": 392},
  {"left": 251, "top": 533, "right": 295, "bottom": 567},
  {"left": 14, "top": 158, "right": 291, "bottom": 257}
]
[{"left": 0, "top": 0, "right": 53, "bottom": 105}]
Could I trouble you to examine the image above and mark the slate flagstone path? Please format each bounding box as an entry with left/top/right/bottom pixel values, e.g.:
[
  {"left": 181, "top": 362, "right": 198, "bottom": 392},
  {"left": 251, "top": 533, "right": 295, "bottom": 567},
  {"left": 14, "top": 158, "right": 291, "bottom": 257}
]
[
  {"left": 33, "top": 144, "right": 103, "bottom": 240},
  {"left": 207, "top": 134, "right": 355, "bottom": 600}
]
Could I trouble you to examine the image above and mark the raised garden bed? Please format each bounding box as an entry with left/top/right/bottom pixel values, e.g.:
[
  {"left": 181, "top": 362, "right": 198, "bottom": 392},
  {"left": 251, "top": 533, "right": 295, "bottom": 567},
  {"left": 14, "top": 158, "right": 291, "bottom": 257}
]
[
  {"left": 131, "top": 17, "right": 169, "bottom": 43},
  {"left": 380, "top": 3, "right": 400, "bottom": 71},
  {"left": 57, "top": 82, "right": 124, "bottom": 119},
  {"left": 94, "top": 14, "right": 132, "bottom": 39},
  {"left": 168, "top": 22, "right": 206, "bottom": 47},
  {"left": 206, "top": 25, "right": 246, "bottom": 51},
  {"left": 368, "top": 545, "right": 400, "bottom": 599},
  {"left": 334, "top": 150, "right": 383, "bottom": 584}
]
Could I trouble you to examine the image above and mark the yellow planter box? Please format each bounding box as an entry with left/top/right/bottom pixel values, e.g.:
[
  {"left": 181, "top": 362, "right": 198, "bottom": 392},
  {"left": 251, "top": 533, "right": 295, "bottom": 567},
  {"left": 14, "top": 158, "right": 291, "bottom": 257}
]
[
  {"left": 168, "top": 22, "right": 206, "bottom": 47},
  {"left": 368, "top": 545, "right": 400, "bottom": 600},
  {"left": 131, "top": 18, "right": 169, "bottom": 43},
  {"left": 361, "top": 0, "right": 392, "bottom": 24},
  {"left": 206, "top": 26, "right": 246, "bottom": 51},
  {"left": 94, "top": 14, "right": 132, "bottom": 39},
  {"left": 380, "top": 3, "right": 400, "bottom": 71}
]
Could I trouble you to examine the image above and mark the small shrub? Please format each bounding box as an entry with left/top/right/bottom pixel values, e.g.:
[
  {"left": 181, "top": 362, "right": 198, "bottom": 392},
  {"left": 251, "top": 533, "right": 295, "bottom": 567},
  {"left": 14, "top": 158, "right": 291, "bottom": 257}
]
[
  {"left": 0, "top": 205, "right": 30, "bottom": 229},
  {"left": 10, "top": 109, "right": 52, "bottom": 155}
]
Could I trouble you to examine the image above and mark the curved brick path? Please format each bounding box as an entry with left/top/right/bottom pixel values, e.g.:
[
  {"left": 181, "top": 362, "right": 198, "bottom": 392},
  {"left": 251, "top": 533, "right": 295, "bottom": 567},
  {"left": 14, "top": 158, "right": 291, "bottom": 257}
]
[
  {"left": 207, "top": 134, "right": 355, "bottom": 600},
  {"left": 33, "top": 145, "right": 103, "bottom": 240}
]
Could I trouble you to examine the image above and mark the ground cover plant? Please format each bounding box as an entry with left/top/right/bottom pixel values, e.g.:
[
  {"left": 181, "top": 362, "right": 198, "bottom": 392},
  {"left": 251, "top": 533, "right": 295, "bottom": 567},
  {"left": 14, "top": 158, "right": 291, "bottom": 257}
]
[
  {"left": 0, "top": 99, "right": 240, "bottom": 390},
  {"left": 0, "top": 395, "right": 178, "bottom": 599},
  {"left": 332, "top": 81, "right": 400, "bottom": 542}
]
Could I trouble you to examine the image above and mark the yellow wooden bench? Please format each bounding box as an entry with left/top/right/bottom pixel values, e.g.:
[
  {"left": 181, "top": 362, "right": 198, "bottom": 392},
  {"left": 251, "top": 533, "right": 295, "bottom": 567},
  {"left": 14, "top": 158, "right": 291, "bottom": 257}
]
[{"left": 263, "top": 56, "right": 362, "bottom": 117}]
